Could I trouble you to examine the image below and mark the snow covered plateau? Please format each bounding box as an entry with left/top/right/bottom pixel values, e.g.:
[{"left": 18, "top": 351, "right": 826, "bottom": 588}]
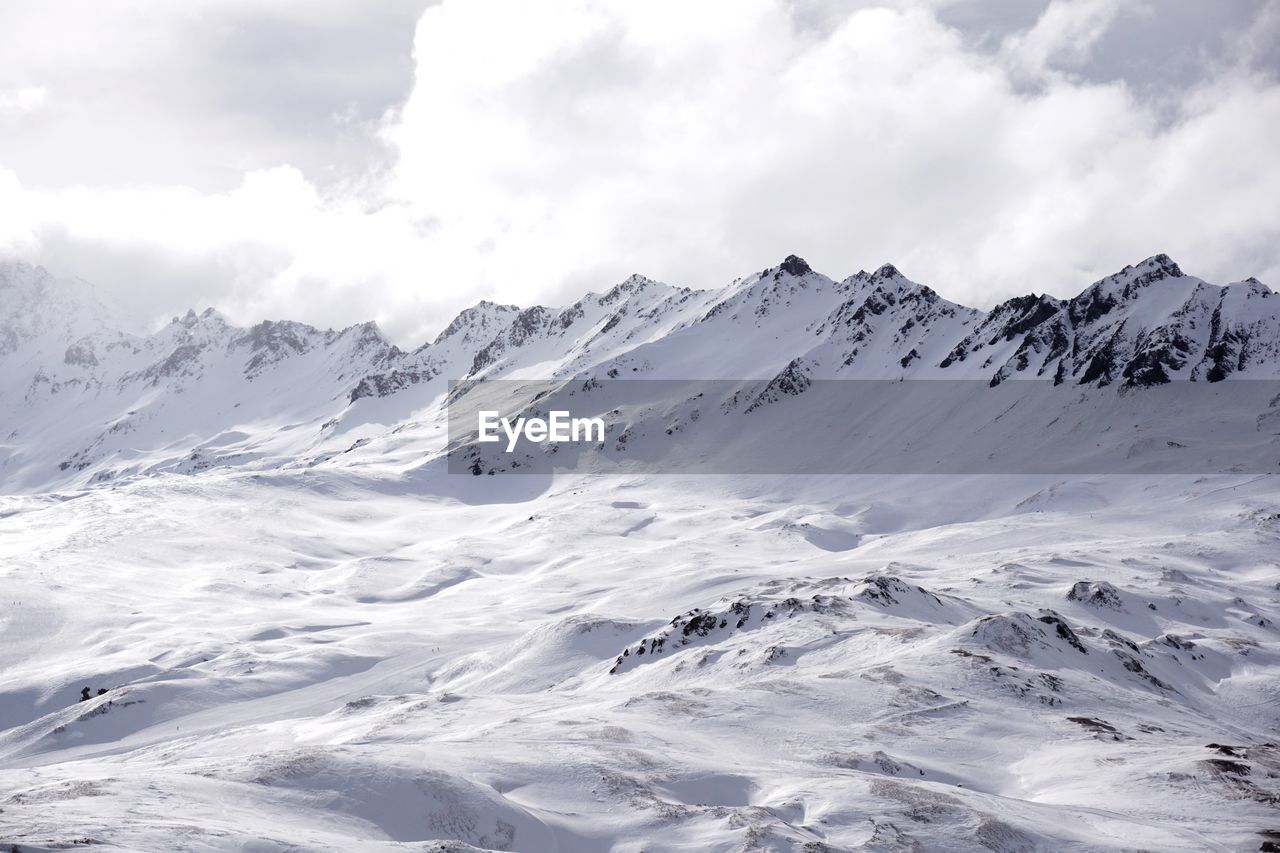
[{"left": 1, "top": 254, "right": 1278, "bottom": 851}]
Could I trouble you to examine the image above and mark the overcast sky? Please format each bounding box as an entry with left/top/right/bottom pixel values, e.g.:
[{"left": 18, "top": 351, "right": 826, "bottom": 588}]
[{"left": 1, "top": 0, "right": 1277, "bottom": 344}]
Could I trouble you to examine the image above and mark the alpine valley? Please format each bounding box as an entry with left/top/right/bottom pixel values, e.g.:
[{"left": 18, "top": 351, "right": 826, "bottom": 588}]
[{"left": 1, "top": 254, "right": 1278, "bottom": 851}]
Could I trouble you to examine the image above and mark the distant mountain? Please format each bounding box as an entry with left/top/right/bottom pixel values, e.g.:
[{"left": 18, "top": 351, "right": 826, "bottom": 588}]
[
  {"left": 940, "top": 255, "right": 1280, "bottom": 386},
  {"left": 1, "top": 254, "right": 1276, "bottom": 489}
]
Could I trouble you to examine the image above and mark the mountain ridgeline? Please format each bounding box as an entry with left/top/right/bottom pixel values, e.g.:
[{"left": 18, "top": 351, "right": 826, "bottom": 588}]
[{"left": 1, "top": 254, "right": 1277, "bottom": 488}]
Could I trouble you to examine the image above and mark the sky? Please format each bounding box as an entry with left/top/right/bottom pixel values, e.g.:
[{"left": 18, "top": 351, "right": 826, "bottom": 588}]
[{"left": 1, "top": 0, "right": 1277, "bottom": 345}]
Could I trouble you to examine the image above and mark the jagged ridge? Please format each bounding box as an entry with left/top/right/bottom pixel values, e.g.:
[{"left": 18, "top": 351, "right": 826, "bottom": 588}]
[{"left": 2, "top": 253, "right": 1277, "bottom": 489}]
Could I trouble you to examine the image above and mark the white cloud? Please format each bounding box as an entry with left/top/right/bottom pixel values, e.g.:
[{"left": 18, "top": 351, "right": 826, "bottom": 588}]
[
  {"left": 0, "top": 86, "right": 47, "bottom": 113},
  {"left": 1239, "top": 0, "right": 1280, "bottom": 71},
  {"left": 1, "top": 0, "right": 1278, "bottom": 346},
  {"left": 1000, "top": 0, "right": 1131, "bottom": 77}
]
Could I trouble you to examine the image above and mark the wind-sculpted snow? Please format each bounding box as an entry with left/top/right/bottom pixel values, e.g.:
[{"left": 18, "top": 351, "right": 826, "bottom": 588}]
[
  {"left": 1, "top": 464, "right": 1279, "bottom": 848},
  {"left": 1, "top": 473, "right": 1278, "bottom": 849},
  {"left": 5, "top": 254, "right": 1280, "bottom": 849}
]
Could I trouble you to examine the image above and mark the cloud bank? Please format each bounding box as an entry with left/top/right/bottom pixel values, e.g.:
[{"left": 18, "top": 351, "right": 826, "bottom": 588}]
[{"left": 1, "top": 0, "right": 1277, "bottom": 345}]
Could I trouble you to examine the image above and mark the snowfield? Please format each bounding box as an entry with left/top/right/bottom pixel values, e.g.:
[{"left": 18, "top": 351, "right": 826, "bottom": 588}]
[{"left": 2, "top": 256, "right": 1279, "bottom": 851}]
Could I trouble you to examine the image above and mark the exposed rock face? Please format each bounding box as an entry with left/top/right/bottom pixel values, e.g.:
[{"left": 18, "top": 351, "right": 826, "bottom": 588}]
[
  {"left": 1067, "top": 581, "right": 1125, "bottom": 610},
  {"left": 936, "top": 255, "right": 1280, "bottom": 388},
  {"left": 779, "top": 254, "right": 813, "bottom": 277}
]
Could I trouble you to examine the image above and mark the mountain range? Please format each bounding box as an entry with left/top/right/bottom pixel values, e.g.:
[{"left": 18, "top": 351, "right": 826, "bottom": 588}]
[
  {"left": 2, "top": 253, "right": 1277, "bottom": 490},
  {"left": 3, "top": 254, "right": 1280, "bottom": 851}
]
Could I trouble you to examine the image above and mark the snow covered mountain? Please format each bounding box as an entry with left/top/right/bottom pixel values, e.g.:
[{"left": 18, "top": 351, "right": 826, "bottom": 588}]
[
  {"left": 2, "top": 255, "right": 1280, "bottom": 851},
  {"left": 3, "top": 253, "right": 1279, "bottom": 490},
  {"left": 941, "top": 254, "right": 1280, "bottom": 387}
]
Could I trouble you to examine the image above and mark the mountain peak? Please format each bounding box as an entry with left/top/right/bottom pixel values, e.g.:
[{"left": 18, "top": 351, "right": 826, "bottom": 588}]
[
  {"left": 174, "top": 307, "right": 229, "bottom": 329},
  {"left": 779, "top": 255, "right": 812, "bottom": 277},
  {"left": 433, "top": 299, "right": 522, "bottom": 346},
  {"left": 1098, "top": 253, "right": 1183, "bottom": 287},
  {"left": 1137, "top": 253, "right": 1183, "bottom": 278},
  {"left": 595, "top": 274, "right": 659, "bottom": 307}
]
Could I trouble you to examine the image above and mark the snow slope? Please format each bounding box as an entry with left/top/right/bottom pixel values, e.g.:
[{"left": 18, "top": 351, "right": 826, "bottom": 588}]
[
  {"left": 2, "top": 256, "right": 1279, "bottom": 851},
  {"left": 5, "top": 253, "right": 1280, "bottom": 491}
]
